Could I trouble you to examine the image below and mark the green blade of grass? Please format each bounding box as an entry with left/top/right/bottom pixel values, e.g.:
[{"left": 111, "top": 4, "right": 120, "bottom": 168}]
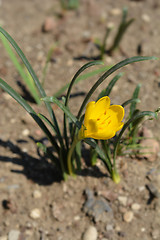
[
  {"left": 53, "top": 65, "right": 112, "bottom": 97},
  {"left": 84, "top": 138, "right": 112, "bottom": 173},
  {"left": 77, "top": 56, "right": 157, "bottom": 121},
  {"left": 0, "top": 33, "right": 40, "bottom": 104},
  {"left": 0, "top": 78, "right": 59, "bottom": 153},
  {"left": 42, "top": 96, "right": 82, "bottom": 129},
  {"left": 113, "top": 110, "right": 157, "bottom": 166},
  {"left": 64, "top": 60, "right": 103, "bottom": 149},
  {"left": 130, "top": 83, "right": 141, "bottom": 117},
  {"left": 122, "top": 98, "right": 140, "bottom": 107},
  {"left": 0, "top": 27, "right": 62, "bottom": 142},
  {"left": 97, "top": 72, "right": 124, "bottom": 100}
]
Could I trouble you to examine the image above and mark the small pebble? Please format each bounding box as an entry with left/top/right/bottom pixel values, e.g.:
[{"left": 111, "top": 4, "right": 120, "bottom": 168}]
[
  {"left": 142, "top": 14, "right": 150, "bottom": 22},
  {"left": 131, "top": 203, "right": 141, "bottom": 211},
  {"left": 22, "top": 129, "right": 30, "bottom": 136},
  {"left": 123, "top": 211, "right": 134, "bottom": 223},
  {"left": 32, "top": 190, "right": 42, "bottom": 199},
  {"left": 42, "top": 17, "right": 57, "bottom": 32},
  {"left": 139, "top": 186, "right": 145, "bottom": 192},
  {"left": 8, "top": 230, "right": 20, "bottom": 240},
  {"left": 141, "top": 228, "right": 146, "bottom": 232},
  {"left": 74, "top": 215, "right": 80, "bottom": 221},
  {"left": 106, "top": 224, "right": 113, "bottom": 231},
  {"left": 110, "top": 8, "right": 121, "bottom": 16},
  {"left": 82, "top": 226, "right": 98, "bottom": 240},
  {"left": 29, "top": 208, "right": 41, "bottom": 219},
  {"left": 118, "top": 196, "right": 128, "bottom": 206}
]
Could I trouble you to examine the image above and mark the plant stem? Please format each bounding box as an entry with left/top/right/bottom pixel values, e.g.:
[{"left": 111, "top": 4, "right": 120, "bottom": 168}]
[
  {"left": 67, "top": 136, "right": 80, "bottom": 175},
  {"left": 111, "top": 167, "right": 120, "bottom": 184}
]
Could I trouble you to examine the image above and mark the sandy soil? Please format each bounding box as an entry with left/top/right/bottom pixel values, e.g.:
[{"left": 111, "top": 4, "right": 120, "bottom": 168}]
[{"left": 0, "top": 0, "right": 160, "bottom": 239}]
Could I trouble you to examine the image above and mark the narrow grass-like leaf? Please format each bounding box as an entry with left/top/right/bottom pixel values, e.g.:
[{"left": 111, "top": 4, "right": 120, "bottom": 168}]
[
  {"left": 113, "top": 111, "right": 157, "bottom": 166},
  {"left": 122, "top": 98, "right": 140, "bottom": 107},
  {"left": 84, "top": 138, "right": 112, "bottom": 173},
  {"left": 0, "top": 78, "right": 59, "bottom": 153},
  {"left": 64, "top": 61, "right": 103, "bottom": 149},
  {"left": 42, "top": 96, "right": 81, "bottom": 129},
  {"left": 0, "top": 26, "right": 62, "bottom": 145},
  {"left": 130, "top": 83, "right": 141, "bottom": 117},
  {"left": 97, "top": 72, "right": 124, "bottom": 100},
  {"left": 65, "top": 61, "right": 103, "bottom": 106},
  {"left": 53, "top": 65, "right": 112, "bottom": 97},
  {"left": 0, "top": 33, "right": 40, "bottom": 104},
  {"left": 77, "top": 56, "right": 157, "bottom": 120},
  {"left": 109, "top": 7, "right": 134, "bottom": 53},
  {"left": 41, "top": 43, "right": 57, "bottom": 86}
]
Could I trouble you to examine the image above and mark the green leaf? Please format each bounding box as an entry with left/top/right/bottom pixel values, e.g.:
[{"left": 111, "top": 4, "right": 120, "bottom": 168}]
[
  {"left": 0, "top": 33, "right": 40, "bottom": 104},
  {"left": 113, "top": 110, "right": 157, "bottom": 166},
  {"left": 0, "top": 26, "right": 62, "bottom": 143},
  {"left": 130, "top": 83, "right": 141, "bottom": 117},
  {"left": 122, "top": 98, "right": 140, "bottom": 107},
  {"left": 84, "top": 138, "right": 112, "bottom": 173},
  {"left": 77, "top": 56, "right": 157, "bottom": 120},
  {"left": 42, "top": 96, "right": 81, "bottom": 129},
  {"left": 0, "top": 78, "right": 59, "bottom": 153},
  {"left": 53, "top": 64, "right": 111, "bottom": 98},
  {"left": 97, "top": 72, "right": 124, "bottom": 100}
]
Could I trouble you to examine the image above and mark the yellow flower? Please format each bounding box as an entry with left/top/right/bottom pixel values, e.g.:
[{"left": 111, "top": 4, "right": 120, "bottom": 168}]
[{"left": 78, "top": 96, "right": 124, "bottom": 140}]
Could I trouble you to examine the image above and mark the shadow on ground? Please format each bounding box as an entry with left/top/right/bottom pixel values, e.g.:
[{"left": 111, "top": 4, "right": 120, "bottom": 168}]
[{"left": 0, "top": 137, "right": 108, "bottom": 185}]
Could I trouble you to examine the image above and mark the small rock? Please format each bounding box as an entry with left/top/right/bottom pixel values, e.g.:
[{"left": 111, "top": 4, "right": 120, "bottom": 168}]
[
  {"left": 32, "top": 190, "right": 42, "bottom": 199},
  {"left": 110, "top": 8, "right": 121, "bottom": 16},
  {"left": 106, "top": 224, "right": 113, "bottom": 231},
  {"left": 131, "top": 203, "right": 141, "bottom": 211},
  {"left": 123, "top": 211, "right": 134, "bottom": 222},
  {"left": 82, "top": 226, "right": 98, "bottom": 240},
  {"left": 42, "top": 17, "right": 57, "bottom": 32},
  {"left": 99, "top": 190, "right": 118, "bottom": 202},
  {"left": 142, "top": 14, "right": 150, "bottom": 22},
  {"left": 83, "top": 189, "right": 112, "bottom": 222},
  {"left": 29, "top": 208, "right": 41, "bottom": 219},
  {"left": 8, "top": 230, "right": 20, "bottom": 240},
  {"left": 118, "top": 196, "right": 128, "bottom": 206},
  {"left": 74, "top": 215, "right": 80, "bottom": 221},
  {"left": 146, "top": 183, "right": 160, "bottom": 198},
  {"left": 22, "top": 129, "right": 30, "bottom": 136},
  {"left": 51, "top": 202, "right": 64, "bottom": 222},
  {"left": 138, "top": 186, "right": 145, "bottom": 192}
]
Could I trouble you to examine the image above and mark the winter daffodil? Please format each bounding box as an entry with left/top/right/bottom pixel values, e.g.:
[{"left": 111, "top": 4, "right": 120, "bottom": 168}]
[
  {"left": 67, "top": 96, "right": 124, "bottom": 177},
  {"left": 78, "top": 96, "right": 124, "bottom": 140}
]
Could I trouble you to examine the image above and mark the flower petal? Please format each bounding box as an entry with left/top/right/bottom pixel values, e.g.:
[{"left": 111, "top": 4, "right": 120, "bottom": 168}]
[
  {"left": 90, "top": 128, "right": 116, "bottom": 140},
  {"left": 93, "top": 96, "right": 110, "bottom": 118},
  {"left": 109, "top": 105, "right": 125, "bottom": 122},
  {"left": 84, "top": 101, "right": 95, "bottom": 126}
]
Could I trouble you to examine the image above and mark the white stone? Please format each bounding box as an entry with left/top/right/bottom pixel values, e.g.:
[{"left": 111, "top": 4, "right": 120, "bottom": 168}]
[
  {"left": 123, "top": 211, "right": 134, "bottom": 223},
  {"left": 22, "top": 129, "right": 30, "bottom": 136},
  {"left": 131, "top": 203, "right": 141, "bottom": 211},
  {"left": 32, "top": 190, "right": 42, "bottom": 199},
  {"left": 82, "top": 226, "right": 98, "bottom": 240},
  {"left": 106, "top": 224, "right": 113, "bottom": 231},
  {"left": 118, "top": 196, "right": 128, "bottom": 206},
  {"left": 29, "top": 208, "right": 41, "bottom": 219},
  {"left": 8, "top": 230, "right": 20, "bottom": 240},
  {"left": 110, "top": 8, "right": 121, "bottom": 16},
  {"left": 142, "top": 14, "right": 150, "bottom": 22}
]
